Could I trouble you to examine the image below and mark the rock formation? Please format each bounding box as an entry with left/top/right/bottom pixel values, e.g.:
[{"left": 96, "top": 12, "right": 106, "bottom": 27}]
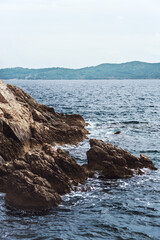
[
  {"left": 86, "top": 139, "right": 157, "bottom": 179},
  {"left": 0, "top": 80, "right": 157, "bottom": 210},
  {"left": 1, "top": 144, "right": 86, "bottom": 209},
  {"left": 0, "top": 80, "right": 88, "bottom": 162},
  {"left": 0, "top": 80, "right": 88, "bottom": 208}
]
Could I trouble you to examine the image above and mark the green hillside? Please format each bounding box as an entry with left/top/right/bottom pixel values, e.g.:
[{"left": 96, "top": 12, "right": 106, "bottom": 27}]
[{"left": 0, "top": 61, "right": 160, "bottom": 80}]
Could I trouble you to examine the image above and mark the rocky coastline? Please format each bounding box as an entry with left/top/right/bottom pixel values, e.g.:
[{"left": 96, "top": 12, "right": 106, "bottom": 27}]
[{"left": 0, "top": 80, "right": 157, "bottom": 209}]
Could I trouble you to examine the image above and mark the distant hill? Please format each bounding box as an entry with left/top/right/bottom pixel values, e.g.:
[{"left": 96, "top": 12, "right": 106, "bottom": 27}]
[{"left": 0, "top": 61, "right": 160, "bottom": 80}]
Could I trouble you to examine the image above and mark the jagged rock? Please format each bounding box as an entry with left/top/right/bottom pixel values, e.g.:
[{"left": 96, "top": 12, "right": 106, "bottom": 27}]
[
  {"left": 0, "top": 80, "right": 88, "bottom": 161},
  {"left": 5, "top": 170, "right": 62, "bottom": 209},
  {"left": 87, "top": 139, "right": 157, "bottom": 179},
  {"left": 0, "top": 155, "right": 5, "bottom": 164},
  {"left": 2, "top": 145, "right": 87, "bottom": 209},
  {"left": 0, "top": 80, "right": 89, "bottom": 209},
  {"left": 0, "top": 80, "right": 157, "bottom": 210}
]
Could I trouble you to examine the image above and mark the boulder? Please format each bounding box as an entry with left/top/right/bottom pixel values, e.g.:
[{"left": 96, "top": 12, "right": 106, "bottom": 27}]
[
  {"left": 5, "top": 170, "right": 62, "bottom": 209},
  {"left": 87, "top": 139, "right": 157, "bottom": 179},
  {"left": 2, "top": 144, "right": 87, "bottom": 209}
]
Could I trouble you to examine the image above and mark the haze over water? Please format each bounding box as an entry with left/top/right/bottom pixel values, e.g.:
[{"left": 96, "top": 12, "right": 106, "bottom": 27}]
[{"left": 1, "top": 79, "right": 160, "bottom": 240}]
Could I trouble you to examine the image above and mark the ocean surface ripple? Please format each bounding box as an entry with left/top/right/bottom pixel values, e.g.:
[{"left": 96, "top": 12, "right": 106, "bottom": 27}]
[{"left": 1, "top": 79, "right": 160, "bottom": 240}]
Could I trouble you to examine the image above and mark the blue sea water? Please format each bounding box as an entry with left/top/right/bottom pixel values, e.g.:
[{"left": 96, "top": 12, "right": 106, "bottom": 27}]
[{"left": 1, "top": 79, "right": 160, "bottom": 240}]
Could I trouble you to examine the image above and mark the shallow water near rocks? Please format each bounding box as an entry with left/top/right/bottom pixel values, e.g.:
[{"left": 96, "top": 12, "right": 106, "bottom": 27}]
[{"left": 1, "top": 79, "right": 160, "bottom": 240}]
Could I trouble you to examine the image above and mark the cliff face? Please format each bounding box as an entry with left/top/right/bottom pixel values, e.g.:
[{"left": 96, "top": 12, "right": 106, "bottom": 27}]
[{"left": 0, "top": 80, "right": 88, "bottom": 162}]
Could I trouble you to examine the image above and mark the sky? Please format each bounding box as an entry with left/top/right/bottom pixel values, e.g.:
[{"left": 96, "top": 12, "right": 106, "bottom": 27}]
[{"left": 0, "top": 0, "right": 160, "bottom": 68}]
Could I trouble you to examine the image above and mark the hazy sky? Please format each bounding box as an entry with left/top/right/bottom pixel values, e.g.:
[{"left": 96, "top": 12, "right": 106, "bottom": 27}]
[{"left": 0, "top": 0, "right": 160, "bottom": 68}]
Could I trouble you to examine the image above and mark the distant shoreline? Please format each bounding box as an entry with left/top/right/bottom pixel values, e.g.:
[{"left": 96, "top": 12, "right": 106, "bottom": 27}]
[
  {"left": 3, "top": 78, "right": 160, "bottom": 81},
  {"left": 1, "top": 61, "right": 160, "bottom": 80}
]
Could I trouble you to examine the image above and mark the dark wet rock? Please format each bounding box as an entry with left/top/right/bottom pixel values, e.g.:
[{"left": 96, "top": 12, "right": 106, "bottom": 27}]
[
  {"left": 139, "top": 154, "right": 156, "bottom": 170},
  {"left": 0, "top": 80, "right": 88, "bottom": 162},
  {"left": 114, "top": 130, "right": 121, "bottom": 134},
  {"left": 87, "top": 139, "right": 157, "bottom": 179},
  {"left": 2, "top": 145, "right": 87, "bottom": 209},
  {"left": 5, "top": 170, "right": 61, "bottom": 209}
]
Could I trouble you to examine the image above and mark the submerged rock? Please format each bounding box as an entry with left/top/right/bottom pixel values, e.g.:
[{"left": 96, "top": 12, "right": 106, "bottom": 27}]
[
  {"left": 114, "top": 130, "right": 121, "bottom": 135},
  {"left": 87, "top": 139, "right": 157, "bottom": 179}
]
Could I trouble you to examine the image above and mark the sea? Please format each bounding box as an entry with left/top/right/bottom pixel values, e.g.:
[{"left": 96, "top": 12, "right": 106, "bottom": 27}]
[{"left": 1, "top": 79, "right": 160, "bottom": 240}]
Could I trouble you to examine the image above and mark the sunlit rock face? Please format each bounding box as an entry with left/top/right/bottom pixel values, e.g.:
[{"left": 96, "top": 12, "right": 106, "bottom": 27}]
[{"left": 0, "top": 80, "right": 88, "bottom": 162}]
